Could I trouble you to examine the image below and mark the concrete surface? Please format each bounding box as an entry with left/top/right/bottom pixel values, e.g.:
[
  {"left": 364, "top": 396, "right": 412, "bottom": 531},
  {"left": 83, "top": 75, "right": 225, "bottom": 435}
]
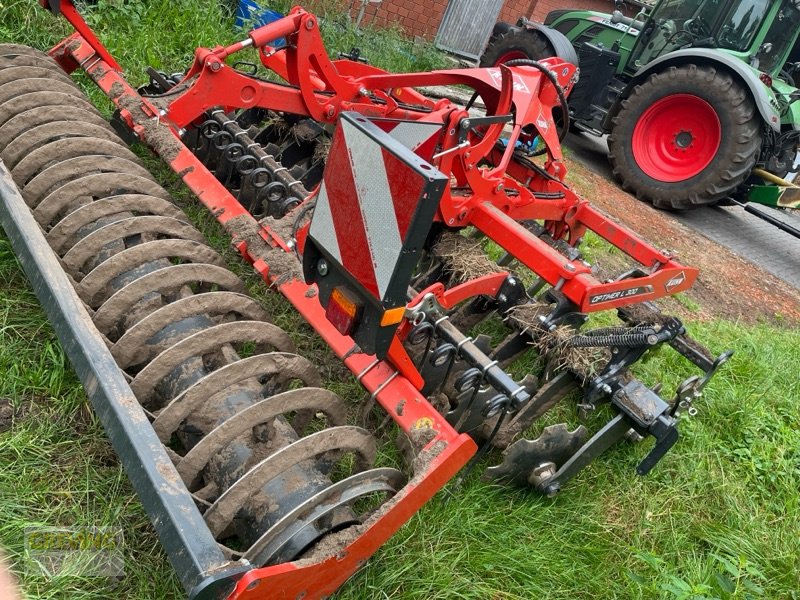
[{"left": 564, "top": 131, "right": 800, "bottom": 291}]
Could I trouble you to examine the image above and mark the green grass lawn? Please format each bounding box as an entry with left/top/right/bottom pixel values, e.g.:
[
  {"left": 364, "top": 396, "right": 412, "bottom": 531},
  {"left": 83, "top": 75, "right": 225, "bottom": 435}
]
[{"left": 1, "top": 1, "right": 799, "bottom": 599}]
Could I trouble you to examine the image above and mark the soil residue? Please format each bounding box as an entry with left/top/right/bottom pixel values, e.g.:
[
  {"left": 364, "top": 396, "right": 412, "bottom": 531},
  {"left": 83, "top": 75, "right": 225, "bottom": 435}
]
[
  {"left": 116, "top": 93, "right": 183, "bottom": 162},
  {"left": 0, "top": 398, "right": 15, "bottom": 433},
  {"left": 300, "top": 524, "right": 362, "bottom": 564},
  {"left": 411, "top": 439, "right": 448, "bottom": 477},
  {"left": 566, "top": 164, "right": 800, "bottom": 325},
  {"left": 408, "top": 424, "right": 437, "bottom": 450},
  {"left": 227, "top": 214, "right": 302, "bottom": 285},
  {"left": 109, "top": 81, "right": 124, "bottom": 100}
]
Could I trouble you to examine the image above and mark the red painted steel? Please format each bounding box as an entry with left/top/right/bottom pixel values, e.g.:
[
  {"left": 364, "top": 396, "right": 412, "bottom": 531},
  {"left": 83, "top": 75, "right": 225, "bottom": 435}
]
[
  {"left": 54, "top": 28, "right": 476, "bottom": 599},
  {"left": 41, "top": 3, "right": 706, "bottom": 596},
  {"left": 632, "top": 94, "right": 722, "bottom": 182}
]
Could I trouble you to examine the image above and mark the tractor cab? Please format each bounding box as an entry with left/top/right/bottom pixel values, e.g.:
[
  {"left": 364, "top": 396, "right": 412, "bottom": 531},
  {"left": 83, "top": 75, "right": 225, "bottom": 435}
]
[{"left": 630, "top": 0, "right": 800, "bottom": 76}]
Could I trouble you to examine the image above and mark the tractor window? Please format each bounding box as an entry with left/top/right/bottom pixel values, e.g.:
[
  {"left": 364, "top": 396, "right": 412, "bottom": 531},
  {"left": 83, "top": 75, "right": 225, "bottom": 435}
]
[
  {"left": 633, "top": 0, "right": 728, "bottom": 64},
  {"left": 553, "top": 19, "right": 580, "bottom": 37},
  {"left": 717, "top": 0, "right": 771, "bottom": 50},
  {"left": 754, "top": 1, "right": 800, "bottom": 73},
  {"left": 574, "top": 25, "right": 609, "bottom": 46}
]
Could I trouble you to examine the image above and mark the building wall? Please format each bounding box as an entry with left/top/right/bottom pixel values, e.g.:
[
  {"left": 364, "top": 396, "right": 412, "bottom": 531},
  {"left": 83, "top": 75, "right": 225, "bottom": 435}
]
[
  {"left": 363, "top": 0, "right": 636, "bottom": 41},
  {"left": 366, "top": 0, "right": 451, "bottom": 40}
]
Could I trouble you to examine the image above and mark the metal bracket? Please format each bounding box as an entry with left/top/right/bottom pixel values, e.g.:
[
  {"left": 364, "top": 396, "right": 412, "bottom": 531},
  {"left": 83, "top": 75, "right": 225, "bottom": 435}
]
[
  {"left": 612, "top": 381, "right": 679, "bottom": 476},
  {"left": 458, "top": 114, "right": 513, "bottom": 143},
  {"left": 671, "top": 349, "right": 734, "bottom": 418},
  {"left": 406, "top": 292, "right": 447, "bottom": 325}
]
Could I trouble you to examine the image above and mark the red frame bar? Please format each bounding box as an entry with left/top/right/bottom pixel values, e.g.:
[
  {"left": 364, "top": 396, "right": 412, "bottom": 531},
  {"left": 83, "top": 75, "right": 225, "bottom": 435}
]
[
  {"left": 41, "top": 6, "right": 706, "bottom": 594},
  {"left": 51, "top": 30, "right": 476, "bottom": 599},
  {"left": 471, "top": 203, "right": 697, "bottom": 311},
  {"left": 48, "top": 2, "right": 699, "bottom": 317}
]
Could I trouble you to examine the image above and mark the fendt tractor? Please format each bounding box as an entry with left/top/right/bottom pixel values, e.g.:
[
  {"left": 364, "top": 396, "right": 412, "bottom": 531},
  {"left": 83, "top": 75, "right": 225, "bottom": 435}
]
[
  {"left": 481, "top": 0, "right": 800, "bottom": 211},
  {"left": 0, "top": 1, "right": 732, "bottom": 598}
]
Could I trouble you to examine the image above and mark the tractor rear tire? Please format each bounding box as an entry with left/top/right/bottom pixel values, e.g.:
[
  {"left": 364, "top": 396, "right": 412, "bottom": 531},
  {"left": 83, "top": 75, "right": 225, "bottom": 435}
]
[
  {"left": 479, "top": 27, "right": 553, "bottom": 67},
  {"left": 608, "top": 64, "right": 762, "bottom": 210}
]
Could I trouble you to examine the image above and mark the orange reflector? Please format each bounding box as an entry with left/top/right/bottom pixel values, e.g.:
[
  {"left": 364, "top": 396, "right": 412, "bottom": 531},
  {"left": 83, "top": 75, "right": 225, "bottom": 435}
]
[
  {"left": 380, "top": 306, "right": 406, "bottom": 327},
  {"left": 326, "top": 287, "right": 361, "bottom": 336}
]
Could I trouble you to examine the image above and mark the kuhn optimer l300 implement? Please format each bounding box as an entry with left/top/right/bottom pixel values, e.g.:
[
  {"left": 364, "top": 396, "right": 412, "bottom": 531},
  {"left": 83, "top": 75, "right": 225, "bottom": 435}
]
[{"left": 0, "top": 2, "right": 732, "bottom": 598}]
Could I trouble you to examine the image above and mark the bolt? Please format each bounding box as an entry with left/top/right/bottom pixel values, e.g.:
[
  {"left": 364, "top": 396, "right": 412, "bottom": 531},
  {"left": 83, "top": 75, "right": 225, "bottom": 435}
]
[
  {"left": 326, "top": 105, "right": 335, "bottom": 117},
  {"left": 461, "top": 119, "right": 471, "bottom": 129},
  {"left": 317, "top": 258, "right": 329, "bottom": 276},
  {"left": 305, "top": 19, "right": 315, "bottom": 30},
  {"left": 495, "top": 183, "right": 504, "bottom": 193},
  {"left": 601, "top": 383, "right": 612, "bottom": 394},
  {"left": 508, "top": 278, "right": 516, "bottom": 287},
  {"left": 359, "top": 87, "right": 369, "bottom": 96},
  {"left": 543, "top": 483, "right": 561, "bottom": 498},
  {"left": 497, "top": 294, "right": 507, "bottom": 303},
  {"left": 177, "top": 128, "right": 186, "bottom": 138},
  {"left": 625, "top": 428, "right": 644, "bottom": 443},
  {"left": 209, "top": 61, "right": 222, "bottom": 72},
  {"left": 528, "top": 463, "right": 556, "bottom": 487},
  {"left": 647, "top": 334, "right": 659, "bottom": 345}
]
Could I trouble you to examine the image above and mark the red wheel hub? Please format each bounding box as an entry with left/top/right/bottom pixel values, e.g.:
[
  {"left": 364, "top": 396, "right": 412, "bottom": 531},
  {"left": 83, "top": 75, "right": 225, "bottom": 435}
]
[
  {"left": 632, "top": 94, "right": 721, "bottom": 182},
  {"left": 494, "top": 50, "right": 529, "bottom": 66}
]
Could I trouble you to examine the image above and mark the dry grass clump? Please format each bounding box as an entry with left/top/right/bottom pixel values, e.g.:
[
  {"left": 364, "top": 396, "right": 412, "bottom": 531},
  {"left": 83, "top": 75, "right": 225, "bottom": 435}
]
[
  {"left": 433, "top": 232, "right": 498, "bottom": 283},
  {"left": 506, "top": 304, "right": 608, "bottom": 382},
  {"left": 535, "top": 325, "right": 609, "bottom": 382}
]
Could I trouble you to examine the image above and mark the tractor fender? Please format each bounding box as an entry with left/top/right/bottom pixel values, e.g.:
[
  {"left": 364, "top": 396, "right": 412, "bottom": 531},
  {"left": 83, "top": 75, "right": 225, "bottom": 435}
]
[
  {"left": 519, "top": 20, "right": 579, "bottom": 67},
  {"left": 628, "top": 49, "right": 781, "bottom": 132}
]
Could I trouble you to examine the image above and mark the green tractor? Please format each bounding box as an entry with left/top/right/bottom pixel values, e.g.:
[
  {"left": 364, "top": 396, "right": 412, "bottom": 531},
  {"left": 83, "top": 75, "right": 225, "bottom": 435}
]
[{"left": 480, "top": 0, "right": 800, "bottom": 210}]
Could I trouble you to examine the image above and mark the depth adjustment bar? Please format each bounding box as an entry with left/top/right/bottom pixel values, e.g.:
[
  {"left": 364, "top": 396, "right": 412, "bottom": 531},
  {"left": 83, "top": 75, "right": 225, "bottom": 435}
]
[
  {"left": 407, "top": 287, "right": 531, "bottom": 413},
  {"left": 436, "top": 318, "right": 531, "bottom": 412},
  {"left": 208, "top": 109, "right": 310, "bottom": 201}
]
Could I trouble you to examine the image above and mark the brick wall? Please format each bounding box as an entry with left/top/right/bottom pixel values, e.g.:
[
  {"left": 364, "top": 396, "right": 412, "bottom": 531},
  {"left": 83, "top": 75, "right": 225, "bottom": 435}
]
[
  {"left": 363, "top": 0, "right": 636, "bottom": 41},
  {"left": 368, "top": 0, "right": 451, "bottom": 40}
]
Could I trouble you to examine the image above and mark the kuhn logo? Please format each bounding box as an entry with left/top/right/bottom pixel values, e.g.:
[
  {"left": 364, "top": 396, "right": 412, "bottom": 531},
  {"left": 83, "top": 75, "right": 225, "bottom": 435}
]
[
  {"left": 665, "top": 271, "right": 686, "bottom": 292},
  {"left": 488, "top": 69, "right": 530, "bottom": 94}
]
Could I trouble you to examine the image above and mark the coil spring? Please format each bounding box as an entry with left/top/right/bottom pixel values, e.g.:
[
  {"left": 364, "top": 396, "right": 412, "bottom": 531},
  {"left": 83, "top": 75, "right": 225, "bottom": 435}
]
[
  {"left": 568, "top": 325, "right": 655, "bottom": 348},
  {"left": 0, "top": 45, "right": 404, "bottom": 566}
]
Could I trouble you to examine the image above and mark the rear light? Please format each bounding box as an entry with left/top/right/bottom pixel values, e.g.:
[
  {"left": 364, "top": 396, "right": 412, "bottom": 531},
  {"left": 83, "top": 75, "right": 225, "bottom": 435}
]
[
  {"left": 759, "top": 72, "right": 773, "bottom": 87},
  {"left": 326, "top": 287, "right": 362, "bottom": 336}
]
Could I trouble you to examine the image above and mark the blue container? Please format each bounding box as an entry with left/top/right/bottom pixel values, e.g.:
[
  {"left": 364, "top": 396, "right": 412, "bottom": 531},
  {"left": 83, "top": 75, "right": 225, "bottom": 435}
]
[{"left": 235, "top": 0, "right": 286, "bottom": 48}]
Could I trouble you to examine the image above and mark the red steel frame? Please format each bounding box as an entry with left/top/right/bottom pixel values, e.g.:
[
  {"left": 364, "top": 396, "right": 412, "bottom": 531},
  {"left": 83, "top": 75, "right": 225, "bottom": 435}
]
[{"left": 41, "top": 2, "right": 701, "bottom": 597}]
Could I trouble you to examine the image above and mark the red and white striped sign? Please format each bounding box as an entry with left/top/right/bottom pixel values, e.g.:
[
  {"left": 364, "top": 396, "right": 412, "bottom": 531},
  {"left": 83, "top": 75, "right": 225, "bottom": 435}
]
[{"left": 309, "top": 114, "right": 443, "bottom": 301}]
